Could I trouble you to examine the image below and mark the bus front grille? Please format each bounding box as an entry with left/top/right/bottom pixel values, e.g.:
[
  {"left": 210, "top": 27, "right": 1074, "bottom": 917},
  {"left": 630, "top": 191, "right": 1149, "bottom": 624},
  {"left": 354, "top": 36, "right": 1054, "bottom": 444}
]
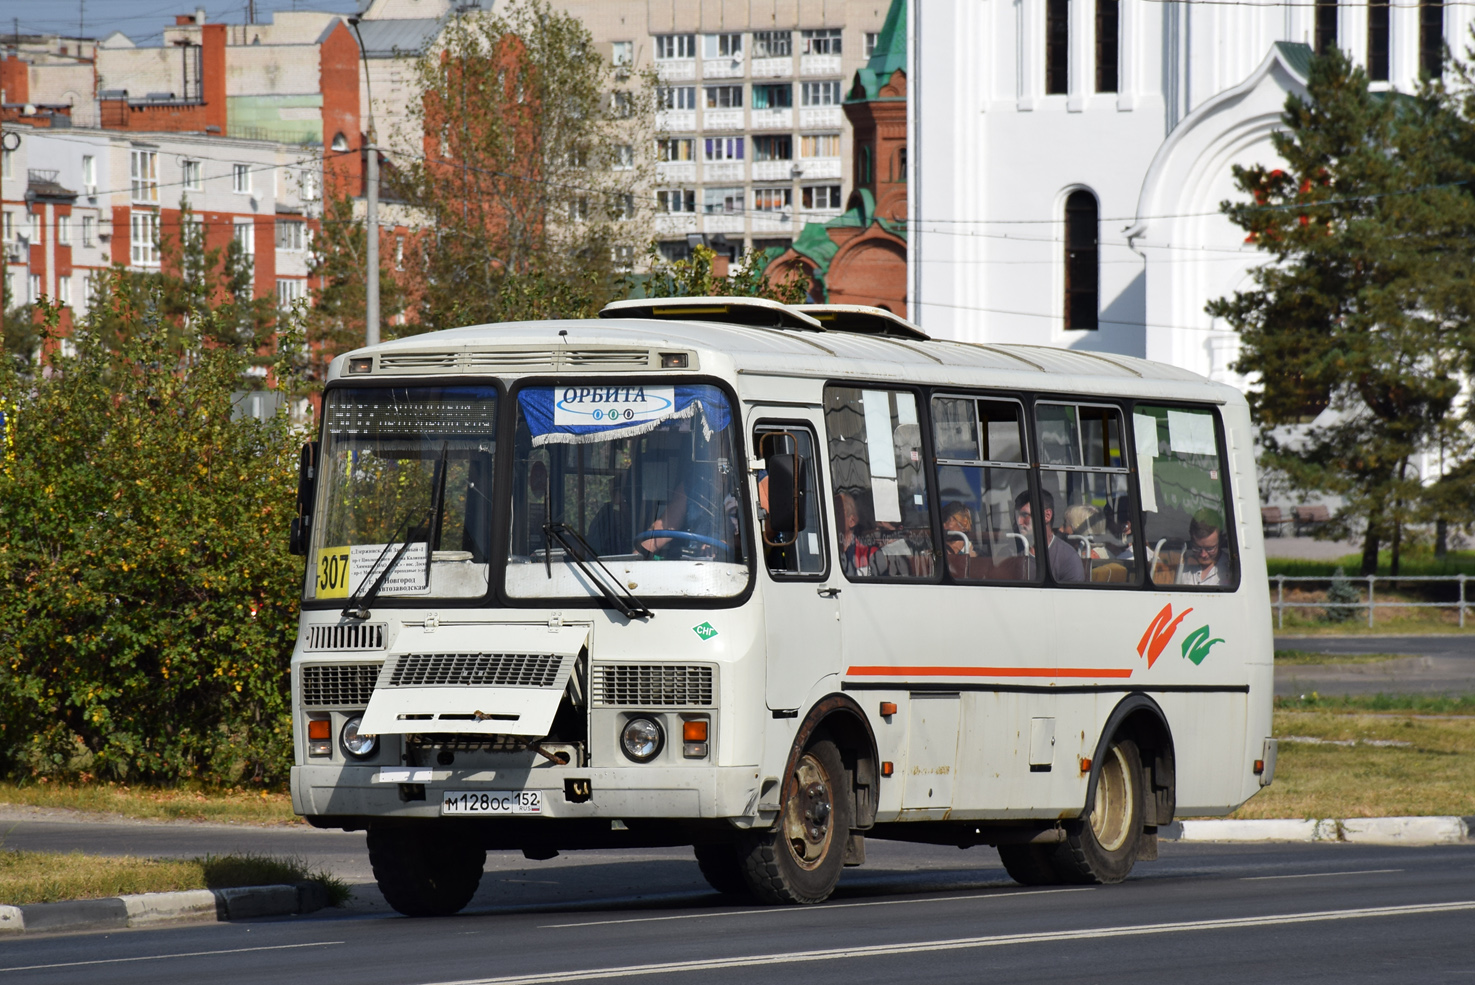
[
  {"left": 305, "top": 623, "right": 387, "bottom": 651},
  {"left": 591, "top": 664, "right": 715, "bottom": 707},
  {"left": 301, "top": 663, "right": 382, "bottom": 708},
  {"left": 388, "top": 653, "right": 563, "bottom": 688}
]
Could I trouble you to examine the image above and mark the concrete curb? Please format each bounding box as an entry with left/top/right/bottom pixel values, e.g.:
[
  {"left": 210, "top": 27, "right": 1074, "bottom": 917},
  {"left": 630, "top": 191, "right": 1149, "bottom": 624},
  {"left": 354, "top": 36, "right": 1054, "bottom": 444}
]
[
  {"left": 1160, "top": 816, "right": 1474, "bottom": 845},
  {"left": 0, "top": 881, "right": 328, "bottom": 935}
]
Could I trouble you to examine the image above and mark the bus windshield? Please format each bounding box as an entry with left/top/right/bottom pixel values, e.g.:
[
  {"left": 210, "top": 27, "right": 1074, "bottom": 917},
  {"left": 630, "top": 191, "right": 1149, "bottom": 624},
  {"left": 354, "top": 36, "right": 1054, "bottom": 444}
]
[
  {"left": 506, "top": 383, "right": 750, "bottom": 601},
  {"left": 307, "top": 385, "right": 498, "bottom": 603}
]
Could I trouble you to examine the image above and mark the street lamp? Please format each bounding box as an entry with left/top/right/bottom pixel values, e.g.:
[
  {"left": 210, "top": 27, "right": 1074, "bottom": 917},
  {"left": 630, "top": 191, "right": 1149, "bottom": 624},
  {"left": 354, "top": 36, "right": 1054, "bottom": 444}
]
[{"left": 346, "top": 15, "right": 379, "bottom": 347}]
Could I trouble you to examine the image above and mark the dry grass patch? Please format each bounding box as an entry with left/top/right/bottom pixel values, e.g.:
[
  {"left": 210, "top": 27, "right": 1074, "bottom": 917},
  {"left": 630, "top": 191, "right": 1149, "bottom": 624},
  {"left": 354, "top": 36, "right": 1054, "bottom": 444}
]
[
  {"left": 0, "top": 783, "right": 298, "bottom": 825},
  {"left": 0, "top": 851, "right": 348, "bottom": 906}
]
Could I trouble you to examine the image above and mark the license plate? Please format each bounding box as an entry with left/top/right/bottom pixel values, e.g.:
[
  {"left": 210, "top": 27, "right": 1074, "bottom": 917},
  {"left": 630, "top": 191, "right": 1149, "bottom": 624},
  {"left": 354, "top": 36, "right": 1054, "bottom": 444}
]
[{"left": 441, "top": 790, "right": 542, "bottom": 816}]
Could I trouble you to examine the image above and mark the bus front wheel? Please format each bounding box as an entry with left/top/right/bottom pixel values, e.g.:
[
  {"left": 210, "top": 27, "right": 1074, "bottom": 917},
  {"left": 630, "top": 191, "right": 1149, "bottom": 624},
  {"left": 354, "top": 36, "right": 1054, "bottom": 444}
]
[
  {"left": 367, "top": 825, "right": 486, "bottom": 916},
  {"left": 1053, "top": 736, "right": 1145, "bottom": 884},
  {"left": 740, "top": 737, "right": 853, "bottom": 904}
]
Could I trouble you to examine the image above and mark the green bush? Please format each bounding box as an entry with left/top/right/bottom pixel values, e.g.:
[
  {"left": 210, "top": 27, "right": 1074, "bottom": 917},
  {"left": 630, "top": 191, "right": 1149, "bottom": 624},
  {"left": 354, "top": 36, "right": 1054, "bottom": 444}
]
[
  {"left": 0, "top": 289, "right": 304, "bottom": 785},
  {"left": 1322, "top": 566, "right": 1362, "bottom": 622}
]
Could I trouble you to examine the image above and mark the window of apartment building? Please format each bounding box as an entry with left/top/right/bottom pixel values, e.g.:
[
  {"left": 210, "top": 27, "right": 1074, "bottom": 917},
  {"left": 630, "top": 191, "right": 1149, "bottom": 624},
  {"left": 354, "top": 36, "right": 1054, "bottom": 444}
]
[
  {"left": 703, "top": 33, "right": 742, "bottom": 59},
  {"left": 613, "top": 144, "right": 634, "bottom": 169},
  {"left": 233, "top": 163, "right": 251, "bottom": 194},
  {"left": 130, "top": 149, "right": 159, "bottom": 204},
  {"left": 2, "top": 211, "right": 10, "bottom": 242},
  {"left": 611, "top": 41, "right": 633, "bottom": 68},
  {"left": 1, "top": 149, "right": 11, "bottom": 180},
  {"left": 1096, "top": 0, "right": 1119, "bottom": 92},
  {"left": 130, "top": 211, "right": 159, "bottom": 266},
  {"left": 1046, "top": 0, "right": 1069, "bottom": 94},
  {"left": 657, "top": 137, "right": 695, "bottom": 162},
  {"left": 1420, "top": 0, "right": 1444, "bottom": 79},
  {"left": 865, "top": 32, "right": 879, "bottom": 56},
  {"left": 233, "top": 221, "right": 254, "bottom": 258},
  {"left": 802, "top": 185, "right": 843, "bottom": 209},
  {"left": 754, "top": 135, "right": 794, "bottom": 161},
  {"left": 1368, "top": 2, "right": 1391, "bottom": 81},
  {"left": 1315, "top": 0, "right": 1338, "bottom": 55},
  {"left": 655, "top": 34, "right": 696, "bottom": 60},
  {"left": 658, "top": 240, "right": 691, "bottom": 262},
  {"left": 566, "top": 145, "right": 589, "bottom": 169},
  {"left": 183, "top": 159, "right": 203, "bottom": 191},
  {"left": 1064, "top": 190, "right": 1099, "bottom": 330},
  {"left": 705, "top": 85, "right": 743, "bottom": 109},
  {"left": 29, "top": 274, "right": 41, "bottom": 303},
  {"left": 753, "top": 30, "right": 791, "bottom": 58},
  {"left": 300, "top": 169, "right": 319, "bottom": 201},
  {"left": 277, "top": 219, "right": 305, "bottom": 251},
  {"left": 82, "top": 155, "right": 96, "bottom": 195},
  {"left": 395, "top": 235, "right": 404, "bottom": 269},
  {"left": 802, "top": 29, "right": 842, "bottom": 55},
  {"left": 801, "top": 81, "right": 842, "bottom": 106},
  {"left": 84, "top": 270, "right": 100, "bottom": 304},
  {"left": 569, "top": 196, "right": 589, "bottom": 221},
  {"left": 703, "top": 186, "right": 743, "bottom": 214},
  {"left": 611, "top": 90, "right": 635, "bottom": 117},
  {"left": 82, "top": 215, "right": 95, "bottom": 246},
  {"left": 57, "top": 215, "right": 70, "bottom": 246},
  {"left": 611, "top": 193, "right": 635, "bottom": 220},
  {"left": 752, "top": 83, "right": 793, "bottom": 109},
  {"left": 29, "top": 211, "right": 41, "bottom": 243},
  {"left": 704, "top": 136, "right": 745, "bottom": 161},
  {"left": 57, "top": 275, "right": 71, "bottom": 306},
  {"left": 754, "top": 187, "right": 792, "bottom": 212},
  {"left": 657, "top": 86, "right": 696, "bottom": 110},
  {"left": 657, "top": 189, "right": 697, "bottom": 213},
  {"left": 277, "top": 278, "right": 305, "bottom": 310}
]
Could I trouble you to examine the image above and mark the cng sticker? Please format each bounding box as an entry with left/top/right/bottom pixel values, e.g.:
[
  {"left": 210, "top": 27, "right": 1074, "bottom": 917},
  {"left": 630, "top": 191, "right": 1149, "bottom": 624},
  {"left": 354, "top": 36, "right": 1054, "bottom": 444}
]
[{"left": 692, "top": 621, "right": 718, "bottom": 642}]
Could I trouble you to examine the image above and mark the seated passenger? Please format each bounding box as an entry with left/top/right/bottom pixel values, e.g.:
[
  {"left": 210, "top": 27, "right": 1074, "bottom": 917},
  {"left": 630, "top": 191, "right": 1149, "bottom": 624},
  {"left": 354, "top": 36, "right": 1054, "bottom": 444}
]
[
  {"left": 1177, "top": 508, "right": 1233, "bottom": 586},
  {"left": 1014, "top": 489, "right": 1086, "bottom": 584},
  {"left": 942, "top": 501, "right": 977, "bottom": 558},
  {"left": 1063, "top": 504, "right": 1110, "bottom": 559},
  {"left": 836, "top": 491, "right": 878, "bottom": 577}
]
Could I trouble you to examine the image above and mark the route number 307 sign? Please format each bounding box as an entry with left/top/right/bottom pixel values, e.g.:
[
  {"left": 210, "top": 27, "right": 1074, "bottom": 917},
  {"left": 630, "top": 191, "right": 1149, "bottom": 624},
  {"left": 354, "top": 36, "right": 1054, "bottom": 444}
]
[{"left": 315, "top": 543, "right": 430, "bottom": 598}]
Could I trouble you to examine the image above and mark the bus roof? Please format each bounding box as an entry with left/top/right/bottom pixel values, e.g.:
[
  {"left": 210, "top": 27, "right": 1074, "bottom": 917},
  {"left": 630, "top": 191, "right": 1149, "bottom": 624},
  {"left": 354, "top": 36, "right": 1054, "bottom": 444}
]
[{"left": 329, "top": 312, "right": 1240, "bottom": 405}]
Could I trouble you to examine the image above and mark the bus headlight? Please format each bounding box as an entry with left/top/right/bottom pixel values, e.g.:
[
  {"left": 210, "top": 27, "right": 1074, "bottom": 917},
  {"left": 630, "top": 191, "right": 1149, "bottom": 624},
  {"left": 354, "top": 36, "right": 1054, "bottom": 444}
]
[
  {"left": 620, "top": 717, "right": 664, "bottom": 763},
  {"left": 340, "top": 715, "right": 378, "bottom": 759}
]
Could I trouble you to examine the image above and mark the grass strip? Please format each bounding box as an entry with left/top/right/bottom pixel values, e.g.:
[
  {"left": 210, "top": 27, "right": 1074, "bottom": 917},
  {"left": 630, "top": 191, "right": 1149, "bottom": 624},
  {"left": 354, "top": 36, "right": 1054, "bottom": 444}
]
[
  {"left": 0, "top": 850, "right": 350, "bottom": 907},
  {"left": 0, "top": 782, "right": 298, "bottom": 825},
  {"left": 1273, "top": 650, "right": 1408, "bottom": 666}
]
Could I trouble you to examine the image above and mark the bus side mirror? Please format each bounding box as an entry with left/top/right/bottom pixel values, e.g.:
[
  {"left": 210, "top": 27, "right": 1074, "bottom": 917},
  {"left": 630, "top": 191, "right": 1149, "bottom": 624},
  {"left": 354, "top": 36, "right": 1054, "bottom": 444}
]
[
  {"left": 289, "top": 441, "right": 318, "bottom": 557},
  {"left": 763, "top": 450, "right": 808, "bottom": 543}
]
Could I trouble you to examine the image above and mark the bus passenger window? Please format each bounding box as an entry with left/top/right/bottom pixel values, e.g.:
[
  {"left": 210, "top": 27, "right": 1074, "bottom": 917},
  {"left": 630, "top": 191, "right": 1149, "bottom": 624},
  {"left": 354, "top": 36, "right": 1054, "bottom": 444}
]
[
  {"left": 754, "top": 426, "right": 826, "bottom": 577},
  {"left": 933, "top": 396, "right": 1035, "bottom": 582},
  {"left": 825, "top": 387, "right": 935, "bottom": 580},
  {"left": 1134, "top": 405, "right": 1237, "bottom": 590},
  {"left": 1034, "top": 402, "right": 1139, "bottom": 586}
]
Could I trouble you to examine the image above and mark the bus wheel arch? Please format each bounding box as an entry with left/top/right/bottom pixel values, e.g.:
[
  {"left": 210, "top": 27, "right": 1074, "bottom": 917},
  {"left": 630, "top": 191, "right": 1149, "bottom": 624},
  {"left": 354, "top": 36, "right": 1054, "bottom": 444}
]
[
  {"left": 1087, "top": 693, "right": 1177, "bottom": 830},
  {"left": 788, "top": 692, "right": 880, "bottom": 830}
]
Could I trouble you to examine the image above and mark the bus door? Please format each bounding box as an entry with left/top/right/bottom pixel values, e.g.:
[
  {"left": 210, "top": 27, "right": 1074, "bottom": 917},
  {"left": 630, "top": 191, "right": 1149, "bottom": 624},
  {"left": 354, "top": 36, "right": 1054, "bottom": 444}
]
[{"left": 751, "top": 416, "right": 840, "bottom": 712}]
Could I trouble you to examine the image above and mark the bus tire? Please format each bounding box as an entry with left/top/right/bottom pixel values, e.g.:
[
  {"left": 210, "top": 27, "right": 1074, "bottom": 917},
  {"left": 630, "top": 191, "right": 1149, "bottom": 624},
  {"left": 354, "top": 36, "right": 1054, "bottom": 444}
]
[
  {"left": 367, "top": 825, "right": 486, "bottom": 917},
  {"left": 1052, "top": 736, "right": 1144, "bottom": 885},
  {"left": 997, "top": 844, "right": 1064, "bottom": 886},
  {"left": 693, "top": 843, "right": 753, "bottom": 898},
  {"left": 739, "top": 737, "right": 853, "bottom": 904}
]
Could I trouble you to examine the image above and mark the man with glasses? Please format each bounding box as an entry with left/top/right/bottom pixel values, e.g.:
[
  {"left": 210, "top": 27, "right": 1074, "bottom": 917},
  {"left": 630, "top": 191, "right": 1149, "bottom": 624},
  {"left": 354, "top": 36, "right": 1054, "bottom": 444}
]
[
  {"left": 1178, "top": 508, "right": 1232, "bottom": 586},
  {"left": 1013, "top": 489, "right": 1085, "bottom": 584}
]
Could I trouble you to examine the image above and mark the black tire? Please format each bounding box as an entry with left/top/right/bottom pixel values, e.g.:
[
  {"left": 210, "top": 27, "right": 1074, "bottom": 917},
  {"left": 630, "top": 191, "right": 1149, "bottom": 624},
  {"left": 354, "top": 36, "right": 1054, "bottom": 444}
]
[
  {"left": 693, "top": 842, "right": 753, "bottom": 898},
  {"left": 738, "top": 737, "right": 853, "bottom": 905},
  {"left": 997, "top": 843, "right": 1063, "bottom": 886},
  {"left": 367, "top": 825, "right": 486, "bottom": 917},
  {"left": 1050, "top": 736, "right": 1144, "bottom": 885}
]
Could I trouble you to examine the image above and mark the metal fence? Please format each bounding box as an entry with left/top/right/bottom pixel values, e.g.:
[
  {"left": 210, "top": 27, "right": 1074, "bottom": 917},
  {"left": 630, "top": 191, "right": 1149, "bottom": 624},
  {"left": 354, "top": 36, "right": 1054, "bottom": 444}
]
[{"left": 1271, "top": 573, "right": 1470, "bottom": 629}]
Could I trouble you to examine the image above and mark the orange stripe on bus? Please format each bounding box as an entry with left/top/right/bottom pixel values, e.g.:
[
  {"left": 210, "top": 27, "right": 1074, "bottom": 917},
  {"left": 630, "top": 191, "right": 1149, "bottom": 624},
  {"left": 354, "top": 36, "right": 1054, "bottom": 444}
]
[{"left": 846, "top": 666, "right": 1135, "bottom": 679}]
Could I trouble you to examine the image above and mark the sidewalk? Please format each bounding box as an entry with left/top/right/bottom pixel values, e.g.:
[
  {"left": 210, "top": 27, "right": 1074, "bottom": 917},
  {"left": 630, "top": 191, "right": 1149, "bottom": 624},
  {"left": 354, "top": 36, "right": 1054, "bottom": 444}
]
[{"left": 1161, "top": 815, "right": 1473, "bottom": 846}]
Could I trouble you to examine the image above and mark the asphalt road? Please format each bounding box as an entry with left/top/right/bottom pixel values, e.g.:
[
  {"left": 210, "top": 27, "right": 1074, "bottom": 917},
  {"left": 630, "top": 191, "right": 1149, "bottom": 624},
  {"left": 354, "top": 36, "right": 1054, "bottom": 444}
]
[
  {"left": 1272, "top": 634, "right": 1475, "bottom": 696},
  {"left": 1, "top": 839, "right": 1471, "bottom": 984}
]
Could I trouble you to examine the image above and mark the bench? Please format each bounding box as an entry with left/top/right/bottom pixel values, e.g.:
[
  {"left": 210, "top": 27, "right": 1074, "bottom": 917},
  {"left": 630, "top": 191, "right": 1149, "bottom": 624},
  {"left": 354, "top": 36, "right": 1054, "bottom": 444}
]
[
  {"left": 1293, "top": 504, "right": 1332, "bottom": 536},
  {"left": 1261, "top": 506, "right": 1290, "bottom": 537}
]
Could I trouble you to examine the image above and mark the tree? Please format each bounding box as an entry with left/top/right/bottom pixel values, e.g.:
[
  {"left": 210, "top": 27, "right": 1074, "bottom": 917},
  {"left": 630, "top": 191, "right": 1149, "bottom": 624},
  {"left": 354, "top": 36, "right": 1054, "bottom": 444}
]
[
  {"left": 1208, "top": 49, "right": 1475, "bottom": 575},
  {"left": 392, "top": 0, "right": 654, "bottom": 329},
  {"left": 640, "top": 243, "right": 811, "bottom": 303},
  {"left": 305, "top": 192, "right": 406, "bottom": 380}
]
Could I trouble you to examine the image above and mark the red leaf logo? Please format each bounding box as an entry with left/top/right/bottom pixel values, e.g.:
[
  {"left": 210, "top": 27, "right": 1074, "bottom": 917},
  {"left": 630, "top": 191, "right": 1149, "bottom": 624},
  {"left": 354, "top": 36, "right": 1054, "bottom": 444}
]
[{"left": 1136, "top": 603, "right": 1193, "bottom": 669}]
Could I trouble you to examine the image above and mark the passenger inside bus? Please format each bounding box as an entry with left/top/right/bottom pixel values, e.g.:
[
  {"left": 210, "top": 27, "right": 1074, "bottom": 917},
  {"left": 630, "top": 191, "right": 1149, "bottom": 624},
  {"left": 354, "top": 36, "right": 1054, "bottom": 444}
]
[
  {"left": 1015, "top": 489, "right": 1085, "bottom": 583},
  {"left": 1177, "top": 508, "right": 1232, "bottom": 586}
]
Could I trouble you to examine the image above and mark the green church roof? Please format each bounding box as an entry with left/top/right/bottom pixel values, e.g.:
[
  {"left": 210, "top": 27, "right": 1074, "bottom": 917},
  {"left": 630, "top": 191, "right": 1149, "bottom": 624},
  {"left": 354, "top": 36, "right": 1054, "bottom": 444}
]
[{"left": 848, "top": 0, "right": 906, "bottom": 102}]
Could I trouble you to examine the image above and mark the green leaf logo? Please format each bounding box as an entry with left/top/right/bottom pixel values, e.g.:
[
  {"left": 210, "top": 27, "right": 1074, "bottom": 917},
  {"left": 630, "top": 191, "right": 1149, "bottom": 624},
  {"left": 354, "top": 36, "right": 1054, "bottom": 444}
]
[
  {"left": 1181, "top": 625, "right": 1224, "bottom": 666},
  {"left": 692, "top": 621, "right": 718, "bottom": 641}
]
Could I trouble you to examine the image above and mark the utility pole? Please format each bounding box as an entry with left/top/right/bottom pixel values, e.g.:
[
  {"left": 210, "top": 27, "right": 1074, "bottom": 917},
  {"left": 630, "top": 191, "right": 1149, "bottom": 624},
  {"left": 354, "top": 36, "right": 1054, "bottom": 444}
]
[{"left": 348, "top": 16, "right": 379, "bottom": 346}]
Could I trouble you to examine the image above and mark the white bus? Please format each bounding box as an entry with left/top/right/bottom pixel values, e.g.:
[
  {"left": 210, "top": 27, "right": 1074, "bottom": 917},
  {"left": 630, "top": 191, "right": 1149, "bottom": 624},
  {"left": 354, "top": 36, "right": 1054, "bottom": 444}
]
[{"left": 289, "top": 298, "right": 1275, "bottom": 915}]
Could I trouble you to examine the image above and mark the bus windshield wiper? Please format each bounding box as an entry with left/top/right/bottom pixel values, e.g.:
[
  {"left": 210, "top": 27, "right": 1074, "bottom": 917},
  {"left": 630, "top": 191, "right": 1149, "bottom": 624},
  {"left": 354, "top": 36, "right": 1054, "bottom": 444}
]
[
  {"left": 542, "top": 522, "right": 652, "bottom": 620},
  {"left": 343, "top": 443, "right": 449, "bottom": 620}
]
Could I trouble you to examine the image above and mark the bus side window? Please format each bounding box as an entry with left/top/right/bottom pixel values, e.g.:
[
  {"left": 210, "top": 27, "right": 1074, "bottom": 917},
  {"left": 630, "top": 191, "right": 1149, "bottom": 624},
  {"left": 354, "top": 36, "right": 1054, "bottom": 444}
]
[
  {"left": 1133, "top": 405, "right": 1238, "bottom": 590},
  {"left": 824, "top": 387, "right": 935, "bottom": 580},
  {"left": 1035, "top": 402, "right": 1139, "bottom": 586},
  {"left": 754, "top": 425, "right": 827, "bottom": 577},
  {"left": 933, "top": 395, "right": 1035, "bottom": 583}
]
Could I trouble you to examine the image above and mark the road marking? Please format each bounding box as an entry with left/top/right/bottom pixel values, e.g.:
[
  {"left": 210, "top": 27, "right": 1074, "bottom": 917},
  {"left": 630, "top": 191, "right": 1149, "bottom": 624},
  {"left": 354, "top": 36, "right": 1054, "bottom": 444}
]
[
  {"left": 1242, "top": 868, "right": 1403, "bottom": 882},
  {"left": 435, "top": 900, "right": 1475, "bottom": 985},
  {"left": 540, "top": 887, "right": 1094, "bottom": 928},
  {"left": 0, "top": 941, "right": 343, "bottom": 974}
]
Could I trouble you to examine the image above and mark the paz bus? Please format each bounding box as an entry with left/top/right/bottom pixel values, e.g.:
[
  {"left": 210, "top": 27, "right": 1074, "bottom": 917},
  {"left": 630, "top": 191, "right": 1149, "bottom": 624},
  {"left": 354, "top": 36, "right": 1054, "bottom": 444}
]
[{"left": 288, "top": 297, "right": 1275, "bottom": 915}]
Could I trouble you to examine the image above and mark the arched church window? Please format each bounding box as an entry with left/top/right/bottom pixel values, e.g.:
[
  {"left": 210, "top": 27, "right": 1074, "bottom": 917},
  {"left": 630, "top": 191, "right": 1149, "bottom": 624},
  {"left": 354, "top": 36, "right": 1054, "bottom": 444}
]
[
  {"left": 1046, "top": 0, "right": 1069, "bottom": 94},
  {"left": 860, "top": 146, "right": 873, "bottom": 185},
  {"left": 1064, "top": 190, "right": 1099, "bottom": 331},
  {"left": 1095, "top": 0, "right": 1119, "bottom": 93},
  {"left": 1368, "top": 2, "right": 1390, "bottom": 81},
  {"left": 1315, "top": 0, "right": 1338, "bottom": 55},
  {"left": 1420, "top": 0, "right": 1445, "bottom": 79}
]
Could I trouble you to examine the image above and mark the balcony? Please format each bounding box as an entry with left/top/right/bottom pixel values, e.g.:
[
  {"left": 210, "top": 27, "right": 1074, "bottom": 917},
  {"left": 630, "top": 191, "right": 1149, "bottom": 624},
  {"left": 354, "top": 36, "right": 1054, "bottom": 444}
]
[
  {"left": 750, "top": 108, "right": 793, "bottom": 131},
  {"left": 753, "top": 211, "right": 793, "bottom": 233},
  {"left": 753, "top": 159, "right": 797, "bottom": 181},
  {"left": 654, "top": 213, "right": 699, "bottom": 236},
  {"left": 795, "top": 157, "right": 842, "bottom": 179},
  {"left": 799, "top": 209, "right": 842, "bottom": 226},
  {"left": 800, "top": 54, "right": 843, "bottom": 76},
  {"left": 656, "top": 110, "right": 696, "bottom": 133},
  {"left": 657, "top": 161, "right": 697, "bottom": 183},
  {"left": 702, "top": 109, "right": 744, "bottom": 130},
  {"left": 656, "top": 59, "right": 696, "bottom": 81},
  {"left": 751, "top": 57, "right": 792, "bottom": 78},
  {"left": 703, "top": 213, "right": 745, "bottom": 234},
  {"left": 800, "top": 106, "right": 844, "bottom": 129},
  {"left": 702, "top": 161, "right": 744, "bottom": 182},
  {"left": 701, "top": 57, "right": 744, "bottom": 79}
]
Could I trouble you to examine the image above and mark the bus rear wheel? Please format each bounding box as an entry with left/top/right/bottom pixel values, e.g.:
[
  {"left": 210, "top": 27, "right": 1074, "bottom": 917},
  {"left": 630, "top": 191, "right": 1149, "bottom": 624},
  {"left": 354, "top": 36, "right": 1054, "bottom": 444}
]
[
  {"left": 693, "top": 842, "right": 753, "bottom": 898},
  {"left": 1052, "top": 736, "right": 1144, "bottom": 885},
  {"left": 996, "top": 843, "right": 1063, "bottom": 886},
  {"left": 367, "top": 825, "right": 486, "bottom": 916},
  {"left": 740, "top": 737, "right": 853, "bottom": 904}
]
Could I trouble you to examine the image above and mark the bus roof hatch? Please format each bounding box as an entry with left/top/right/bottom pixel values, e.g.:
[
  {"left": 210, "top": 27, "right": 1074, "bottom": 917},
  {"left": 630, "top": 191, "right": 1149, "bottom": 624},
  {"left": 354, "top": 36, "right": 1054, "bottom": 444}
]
[
  {"left": 599, "top": 296, "right": 825, "bottom": 332},
  {"left": 791, "top": 304, "right": 931, "bottom": 341}
]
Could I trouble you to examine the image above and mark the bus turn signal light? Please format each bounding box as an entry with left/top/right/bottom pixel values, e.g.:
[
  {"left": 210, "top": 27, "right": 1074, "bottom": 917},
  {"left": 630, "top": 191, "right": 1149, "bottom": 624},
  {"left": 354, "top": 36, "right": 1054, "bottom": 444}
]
[
  {"left": 307, "top": 719, "right": 331, "bottom": 740},
  {"left": 881, "top": 761, "right": 894, "bottom": 777},
  {"left": 1254, "top": 759, "right": 1265, "bottom": 775},
  {"left": 1079, "top": 757, "right": 1092, "bottom": 774},
  {"left": 879, "top": 702, "right": 897, "bottom": 717},
  {"left": 683, "top": 721, "right": 708, "bottom": 742}
]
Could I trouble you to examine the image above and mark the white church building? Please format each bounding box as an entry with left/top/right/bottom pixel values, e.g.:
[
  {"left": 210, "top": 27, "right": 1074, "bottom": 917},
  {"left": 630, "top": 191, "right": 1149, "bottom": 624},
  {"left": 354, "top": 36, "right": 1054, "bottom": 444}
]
[{"left": 909, "top": 0, "right": 1466, "bottom": 384}]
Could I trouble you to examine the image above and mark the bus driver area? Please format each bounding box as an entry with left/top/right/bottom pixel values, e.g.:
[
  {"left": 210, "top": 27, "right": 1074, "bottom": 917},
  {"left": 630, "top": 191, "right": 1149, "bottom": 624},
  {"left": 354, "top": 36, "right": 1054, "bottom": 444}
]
[{"left": 288, "top": 297, "right": 1273, "bottom": 916}]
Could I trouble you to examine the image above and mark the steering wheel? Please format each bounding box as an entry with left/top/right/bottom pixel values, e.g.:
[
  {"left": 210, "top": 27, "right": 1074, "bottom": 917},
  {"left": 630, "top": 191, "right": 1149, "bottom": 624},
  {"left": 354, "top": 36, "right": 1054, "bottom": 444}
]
[{"left": 635, "top": 529, "right": 731, "bottom": 557}]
